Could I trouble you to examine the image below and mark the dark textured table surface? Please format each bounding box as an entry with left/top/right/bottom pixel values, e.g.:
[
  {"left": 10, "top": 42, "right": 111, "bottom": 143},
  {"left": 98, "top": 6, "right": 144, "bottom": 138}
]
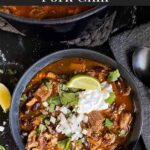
[{"left": 0, "top": 6, "right": 149, "bottom": 150}]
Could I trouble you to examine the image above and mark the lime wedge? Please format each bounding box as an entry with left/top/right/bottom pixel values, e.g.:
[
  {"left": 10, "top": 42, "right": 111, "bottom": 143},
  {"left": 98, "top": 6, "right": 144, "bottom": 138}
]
[
  {"left": 66, "top": 75, "right": 101, "bottom": 90},
  {"left": 0, "top": 83, "right": 11, "bottom": 113}
]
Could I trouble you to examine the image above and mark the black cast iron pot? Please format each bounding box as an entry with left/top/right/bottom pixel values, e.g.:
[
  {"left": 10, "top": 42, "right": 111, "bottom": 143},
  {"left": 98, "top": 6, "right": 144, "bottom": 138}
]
[
  {"left": 0, "top": 6, "right": 108, "bottom": 40},
  {"left": 9, "top": 49, "right": 142, "bottom": 150}
]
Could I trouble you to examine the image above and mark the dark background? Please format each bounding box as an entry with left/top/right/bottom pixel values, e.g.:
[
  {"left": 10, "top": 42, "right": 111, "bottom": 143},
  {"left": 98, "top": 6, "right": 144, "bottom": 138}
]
[{"left": 0, "top": 6, "right": 149, "bottom": 150}]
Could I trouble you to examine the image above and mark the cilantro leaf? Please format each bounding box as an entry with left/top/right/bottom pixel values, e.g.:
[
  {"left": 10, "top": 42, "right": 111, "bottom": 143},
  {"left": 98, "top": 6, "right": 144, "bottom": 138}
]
[
  {"left": 118, "top": 129, "right": 127, "bottom": 137},
  {"left": 60, "top": 84, "right": 79, "bottom": 93},
  {"left": 57, "top": 138, "right": 71, "bottom": 150},
  {"left": 105, "top": 92, "right": 116, "bottom": 104},
  {"left": 59, "top": 84, "right": 79, "bottom": 107},
  {"left": 20, "top": 94, "right": 28, "bottom": 102},
  {"left": 47, "top": 97, "right": 61, "bottom": 105},
  {"left": 60, "top": 84, "right": 69, "bottom": 92},
  {"left": 77, "top": 139, "right": 83, "bottom": 145},
  {"left": 44, "top": 119, "right": 50, "bottom": 126},
  {"left": 104, "top": 118, "right": 113, "bottom": 129},
  {"left": 43, "top": 79, "right": 52, "bottom": 89},
  {"left": 38, "top": 124, "right": 46, "bottom": 133},
  {"left": 6, "top": 69, "right": 17, "bottom": 75},
  {"left": 59, "top": 91, "right": 79, "bottom": 107},
  {"left": 40, "top": 114, "right": 46, "bottom": 119},
  {"left": 108, "top": 69, "right": 120, "bottom": 82},
  {"left": 48, "top": 104, "right": 55, "bottom": 112}
]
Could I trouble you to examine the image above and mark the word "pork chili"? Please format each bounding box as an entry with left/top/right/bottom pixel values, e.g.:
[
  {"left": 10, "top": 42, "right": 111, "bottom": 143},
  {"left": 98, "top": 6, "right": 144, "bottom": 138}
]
[{"left": 19, "top": 57, "right": 134, "bottom": 150}]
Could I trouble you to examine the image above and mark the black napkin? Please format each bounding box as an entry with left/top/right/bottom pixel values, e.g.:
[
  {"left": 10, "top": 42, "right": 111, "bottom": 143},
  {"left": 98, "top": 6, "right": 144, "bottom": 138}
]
[
  {"left": 0, "top": 17, "right": 25, "bottom": 36},
  {"left": 109, "top": 22, "right": 150, "bottom": 150},
  {"left": 62, "top": 12, "right": 116, "bottom": 47}
]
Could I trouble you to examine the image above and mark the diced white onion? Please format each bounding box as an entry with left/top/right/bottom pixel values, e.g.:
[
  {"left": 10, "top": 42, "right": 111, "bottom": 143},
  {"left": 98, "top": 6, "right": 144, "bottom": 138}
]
[
  {"left": 55, "top": 106, "right": 60, "bottom": 110},
  {"left": 54, "top": 82, "right": 114, "bottom": 141},
  {"left": 60, "top": 106, "right": 69, "bottom": 114},
  {"left": 71, "top": 132, "right": 83, "bottom": 141},
  {"left": 50, "top": 116, "right": 56, "bottom": 124},
  {"left": 56, "top": 113, "right": 85, "bottom": 141},
  {"left": 83, "top": 115, "right": 88, "bottom": 123},
  {"left": 42, "top": 101, "right": 48, "bottom": 107},
  {"left": 82, "top": 129, "right": 88, "bottom": 135},
  {"left": 81, "top": 137, "right": 85, "bottom": 143}
]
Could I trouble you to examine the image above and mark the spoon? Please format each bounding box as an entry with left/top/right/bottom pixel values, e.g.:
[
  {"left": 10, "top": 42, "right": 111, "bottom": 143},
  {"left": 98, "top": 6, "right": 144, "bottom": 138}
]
[{"left": 132, "top": 46, "right": 150, "bottom": 87}]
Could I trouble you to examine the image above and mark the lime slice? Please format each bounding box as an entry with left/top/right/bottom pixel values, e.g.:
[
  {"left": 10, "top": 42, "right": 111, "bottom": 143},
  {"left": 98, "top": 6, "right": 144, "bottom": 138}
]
[
  {"left": 67, "top": 75, "right": 101, "bottom": 90},
  {"left": 0, "top": 83, "right": 11, "bottom": 113}
]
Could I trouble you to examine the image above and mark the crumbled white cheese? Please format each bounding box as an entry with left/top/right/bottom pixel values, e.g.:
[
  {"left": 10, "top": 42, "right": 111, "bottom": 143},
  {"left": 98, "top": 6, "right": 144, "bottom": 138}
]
[
  {"left": 0, "top": 126, "right": 5, "bottom": 132},
  {"left": 50, "top": 116, "right": 56, "bottom": 124},
  {"left": 77, "top": 82, "right": 113, "bottom": 114},
  {"left": 42, "top": 101, "right": 48, "bottom": 107}
]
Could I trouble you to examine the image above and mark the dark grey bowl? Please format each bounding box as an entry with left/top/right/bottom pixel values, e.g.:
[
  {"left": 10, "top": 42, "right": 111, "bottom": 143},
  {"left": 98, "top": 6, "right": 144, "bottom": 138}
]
[
  {"left": 9, "top": 49, "right": 142, "bottom": 150},
  {"left": 0, "top": 6, "right": 108, "bottom": 40}
]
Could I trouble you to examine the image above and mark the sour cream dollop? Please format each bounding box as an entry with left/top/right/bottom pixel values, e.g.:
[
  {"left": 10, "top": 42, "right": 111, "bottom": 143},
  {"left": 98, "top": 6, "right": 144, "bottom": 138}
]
[{"left": 77, "top": 82, "right": 113, "bottom": 114}]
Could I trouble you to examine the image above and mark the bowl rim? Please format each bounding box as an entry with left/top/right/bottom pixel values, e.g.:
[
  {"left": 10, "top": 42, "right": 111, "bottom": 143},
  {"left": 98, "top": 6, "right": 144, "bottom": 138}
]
[
  {"left": 9, "top": 48, "right": 142, "bottom": 150},
  {"left": 0, "top": 5, "right": 107, "bottom": 25}
]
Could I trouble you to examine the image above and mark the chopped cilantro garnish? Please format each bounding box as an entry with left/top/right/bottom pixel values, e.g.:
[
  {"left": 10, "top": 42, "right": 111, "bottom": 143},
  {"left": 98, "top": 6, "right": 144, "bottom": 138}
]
[
  {"left": 104, "top": 118, "right": 113, "bottom": 129},
  {"left": 20, "top": 94, "right": 28, "bottom": 102},
  {"left": 73, "top": 107, "right": 78, "bottom": 113},
  {"left": 118, "top": 129, "right": 127, "bottom": 137},
  {"left": 43, "top": 79, "right": 52, "bottom": 89},
  {"left": 59, "top": 84, "right": 79, "bottom": 107},
  {"left": 0, "top": 145, "right": 5, "bottom": 150},
  {"left": 47, "top": 97, "right": 61, "bottom": 105},
  {"left": 38, "top": 124, "right": 46, "bottom": 133},
  {"left": 6, "top": 69, "right": 17, "bottom": 75},
  {"left": 66, "top": 110, "right": 71, "bottom": 118},
  {"left": 59, "top": 91, "right": 79, "bottom": 107},
  {"left": 45, "top": 82, "right": 52, "bottom": 89},
  {"left": 57, "top": 138, "right": 71, "bottom": 150},
  {"left": 48, "top": 104, "right": 55, "bottom": 112},
  {"left": 108, "top": 69, "right": 120, "bottom": 82},
  {"left": 44, "top": 119, "right": 50, "bottom": 125},
  {"left": 105, "top": 92, "right": 116, "bottom": 104},
  {"left": 40, "top": 114, "right": 46, "bottom": 119},
  {"left": 60, "top": 84, "right": 79, "bottom": 93},
  {"left": 77, "top": 139, "right": 83, "bottom": 145},
  {"left": 60, "top": 84, "right": 69, "bottom": 92}
]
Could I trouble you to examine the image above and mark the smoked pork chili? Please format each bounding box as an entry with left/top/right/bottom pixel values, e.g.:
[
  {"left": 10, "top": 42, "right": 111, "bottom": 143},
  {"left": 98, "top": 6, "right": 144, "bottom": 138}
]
[{"left": 19, "top": 58, "right": 133, "bottom": 150}]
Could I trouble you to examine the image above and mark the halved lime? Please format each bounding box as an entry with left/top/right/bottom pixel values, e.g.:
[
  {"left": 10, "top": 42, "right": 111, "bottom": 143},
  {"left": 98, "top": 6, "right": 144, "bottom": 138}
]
[
  {"left": 0, "top": 83, "right": 11, "bottom": 113},
  {"left": 66, "top": 75, "right": 101, "bottom": 90}
]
